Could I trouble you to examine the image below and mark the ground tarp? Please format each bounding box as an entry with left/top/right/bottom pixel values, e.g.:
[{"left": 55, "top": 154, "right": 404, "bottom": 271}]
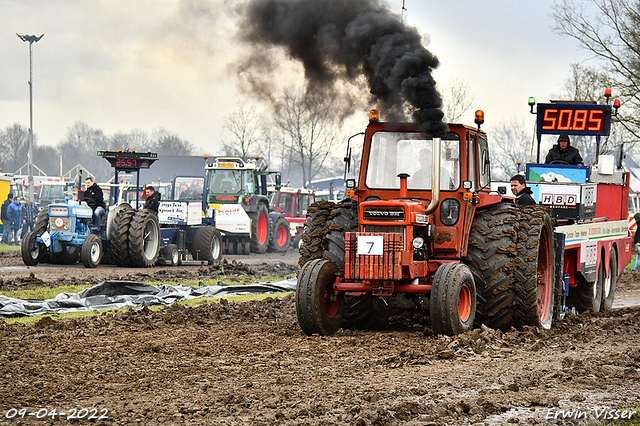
[{"left": 0, "top": 279, "right": 297, "bottom": 319}]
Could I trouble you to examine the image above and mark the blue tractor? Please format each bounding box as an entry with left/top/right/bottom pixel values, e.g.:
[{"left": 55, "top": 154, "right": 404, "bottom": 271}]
[{"left": 21, "top": 192, "right": 108, "bottom": 268}]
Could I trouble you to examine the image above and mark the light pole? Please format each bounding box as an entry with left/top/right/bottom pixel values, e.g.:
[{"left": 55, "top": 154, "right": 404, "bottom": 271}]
[{"left": 16, "top": 33, "right": 44, "bottom": 202}]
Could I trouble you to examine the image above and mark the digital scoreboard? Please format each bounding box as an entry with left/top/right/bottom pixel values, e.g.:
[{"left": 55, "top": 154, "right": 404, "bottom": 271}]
[
  {"left": 98, "top": 150, "right": 158, "bottom": 170},
  {"left": 536, "top": 103, "right": 612, "bottom": 136}
]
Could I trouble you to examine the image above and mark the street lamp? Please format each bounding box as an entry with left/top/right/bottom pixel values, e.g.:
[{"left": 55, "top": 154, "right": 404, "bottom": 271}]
[{"left": 16, "top": 33, "right": 44, "bottom": 202}]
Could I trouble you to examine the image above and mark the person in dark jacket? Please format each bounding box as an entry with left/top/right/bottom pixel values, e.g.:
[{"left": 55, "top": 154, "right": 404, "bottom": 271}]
[
  {"left": 143, "top": 186, "right": 161, "bottom": 213},
  {"left": 545, "top": 133, "right": 584, "bottom": 165},
  {"left": 510, "top": 174, "right": 536, "bottom": 205},
  {"left": 7, "top": 196, "right": 22, "bottom": 245},
  {"left": 1, "top": 192, "right": 13, "bottom": 243},
  {"left": 633, "top": 213, "right": 640, "bottom": 271},
  {"left": 84, "top": 176, "right": 106, "bottom": 226},
  {"left": 21, "top": 196, "right": 38, "bottom": 238}
]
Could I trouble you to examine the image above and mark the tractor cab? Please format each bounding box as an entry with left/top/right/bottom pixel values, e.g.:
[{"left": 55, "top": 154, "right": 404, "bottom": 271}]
[{"left": 347, "top": 109, "right": 501, "bottom": 261}]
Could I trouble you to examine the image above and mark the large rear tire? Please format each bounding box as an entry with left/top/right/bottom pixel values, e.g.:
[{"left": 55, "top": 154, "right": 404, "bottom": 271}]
[
  {"left": 513, "top": 206, "right": 555, "bottom": 329},
  {"left": 601, "top": 249, "right": 617, "bottom": 311},
  {"left": 465, "top": 203, "right": 520, "bottom": 330},
  {"left": 298, "top": 201, "right": 335, "bottom": 269},
  {"left": 269, "top": 216, "right": 290, "bottom": 253},
  {"left": 81, "top": 234, "right": 103, "bottom": 268},
  {"left": 128, "top": 209, "right": 160, "bottom": 267},
  {"left": 34, "top": 208, "right": 49, "bottom": 235},
  {"left": 109, "top": 207, "right": 136, "bottom": 266},
  {"left": 192, "top": 226, "right": 222, "bottom": 264},
  {"left": 250, "top": 203, "right": 269, "bottom": 254},
  {"left": 430, "top": 263, "right": 476, "bottom": 336},
  {"left": 324, "top": 200, "right": 358, "bottom": 274},
  {"left": 296, "top": 259, "right": 343, "bottom": 336},
  {"left": 466, "top": 203, "right": 554, "bottom": 330}
]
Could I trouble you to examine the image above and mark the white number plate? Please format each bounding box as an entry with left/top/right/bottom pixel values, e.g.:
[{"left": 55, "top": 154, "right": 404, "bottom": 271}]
[
  {"left": 41, "top": 231, "right": 51, "bottom": 247},
  {"left": 357, "top": 235, "right": 384, "bottom": 256}
]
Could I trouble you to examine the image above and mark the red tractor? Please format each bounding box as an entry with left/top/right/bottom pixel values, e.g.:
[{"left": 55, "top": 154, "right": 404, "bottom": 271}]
[
  {"left": 297, "top": 98, "right": 631, "bottom": 336},
  {"left": 269, "top": 187, "right": 316, "bottom": 250}
]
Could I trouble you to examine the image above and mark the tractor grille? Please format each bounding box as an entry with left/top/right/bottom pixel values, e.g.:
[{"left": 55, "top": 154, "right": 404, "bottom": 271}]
[
  {"left": 362, "top": 225, "right": 405, "bottom": 235},
  {"left": 345, "top": 232, "right": 403, "bottom": 280}
]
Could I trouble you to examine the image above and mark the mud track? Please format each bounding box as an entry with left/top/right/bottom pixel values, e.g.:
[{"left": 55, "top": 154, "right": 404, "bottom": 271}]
[{"left": 1, "top": 250, "right": 640, "bottom": 425}]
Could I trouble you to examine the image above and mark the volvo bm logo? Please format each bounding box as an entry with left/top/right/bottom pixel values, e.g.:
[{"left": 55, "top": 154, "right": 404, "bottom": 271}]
[{"left": 364, "top": 209, "right": 404, "bottom": 220}]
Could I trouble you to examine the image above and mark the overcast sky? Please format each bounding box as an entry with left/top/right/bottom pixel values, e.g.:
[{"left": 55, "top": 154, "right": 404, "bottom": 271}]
[{"left": 0, "top": 0, "right": 591, "bottom": 157}]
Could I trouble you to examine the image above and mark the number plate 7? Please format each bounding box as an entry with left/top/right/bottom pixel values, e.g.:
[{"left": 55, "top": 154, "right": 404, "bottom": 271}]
[{"left": 357, "top": 235, "right": 384, "bottom": 256}]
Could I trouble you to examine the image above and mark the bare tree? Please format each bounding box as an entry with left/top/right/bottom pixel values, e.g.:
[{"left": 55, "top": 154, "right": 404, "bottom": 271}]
[
  {"left": 57, "top": 122, "right": 109, "bottom": 180},
  {"left": 552, "top": 0, "right": 640, "bottom": 140},
  {"left": 490, "top": 119, "right": 534, "bottom": 180},
  {"left": 222, "top": 102, "right": 264, "bottom": 157},
  {"left": 273, "top": 87, "right": 342, "bottom": 186},
  {"left": 441, "top": 78, "right": 476, "bottom": 123},
  {"left": 0, "top": 123, "right": 30, "bottom": 173},
  {"left": 151, "top": 128, "right": 196, "bottom": 156}
]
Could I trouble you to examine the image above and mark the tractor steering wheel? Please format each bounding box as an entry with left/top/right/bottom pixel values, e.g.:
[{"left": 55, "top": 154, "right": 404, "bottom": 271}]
[{"left": 549, "top": 160, "right": 570, "bottom": 165}]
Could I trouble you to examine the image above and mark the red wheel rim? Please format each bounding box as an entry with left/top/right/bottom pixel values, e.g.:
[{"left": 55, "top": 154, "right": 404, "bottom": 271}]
[
  {"left": 258, "top": 213, "right": 267, "bottom": 244},
  {"left": 276, "top": 226, "right": 288, "bottom": 246},
  {"left": 324, "top": 283, "right": 340, "bottom": 318},
  {"left": 537, "top": 227, "right": 553, "bottom": 322},
  {"left": 458, "top": 283, "right": 472, "bottom": 322}
]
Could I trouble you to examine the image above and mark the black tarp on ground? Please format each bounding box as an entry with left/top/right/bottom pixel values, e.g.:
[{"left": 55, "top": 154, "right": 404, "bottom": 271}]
[{"left": 0, "top": 279, "right": 296, "bottom": 319}]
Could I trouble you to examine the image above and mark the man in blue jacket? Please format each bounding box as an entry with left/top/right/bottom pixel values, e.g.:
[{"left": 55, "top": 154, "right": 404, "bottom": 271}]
[
  {"left": 7, "top": 196, "right": 22, "bottom": 245},
  {"left": 1, "top": 193, "right": 13, "bottom": 244}
]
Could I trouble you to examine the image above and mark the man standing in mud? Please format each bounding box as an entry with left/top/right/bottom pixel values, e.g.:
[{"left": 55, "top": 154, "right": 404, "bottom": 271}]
[{"left": 510, "top": 174, "right": 536, "bottom": 205}]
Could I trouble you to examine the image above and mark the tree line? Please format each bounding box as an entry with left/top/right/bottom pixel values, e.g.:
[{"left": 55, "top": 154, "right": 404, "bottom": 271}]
[{"left": 0, "top": 122, "right": 196, "bottom": 182}]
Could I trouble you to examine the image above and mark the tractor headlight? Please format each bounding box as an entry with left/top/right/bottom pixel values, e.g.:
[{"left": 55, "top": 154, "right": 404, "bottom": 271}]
[
  {"left": 412, "top": 236, "right": 425, "bottom": 249},
  {"left": 54, "top": 217, "right": 65, "bottom": 228}
]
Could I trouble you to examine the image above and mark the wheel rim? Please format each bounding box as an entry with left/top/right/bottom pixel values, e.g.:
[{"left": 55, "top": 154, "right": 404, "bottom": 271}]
[
  {"left": 90, "top": 242, "right": 101, "bottom": 263},
  {"left": 29, "top": 234, "right": 39, "bottom": 260},
  {"left": 171, "top": 248, "right": 179, "bottom": 264},
  {"left": 276, "top": 225, "right": 288, "bottom": 246},
  {"left": 603, "top": 263, "right": 611, "bottom": 298},
  {"left": 537, "top": 227, "right": 553, "bottom": 322},
  {"left": 210, "top": 235, "right": 221, "bottom": 260},
  {"left": 323, "top": 282, "right": 340, "bottom": 318},
  {"left": 458, "top": 283, "right": 472, "bottom": 322},
  {"left": 258, "top": 214, "right": 267, "bottom": 245},
  {"left": 143, "top": 220, "right": 158, "bottom": 259}
]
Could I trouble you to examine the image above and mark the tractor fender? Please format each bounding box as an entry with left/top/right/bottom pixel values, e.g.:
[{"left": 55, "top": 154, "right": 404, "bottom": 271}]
[{"left": 245, "top": 195, "right": 270, "bottom": 214}]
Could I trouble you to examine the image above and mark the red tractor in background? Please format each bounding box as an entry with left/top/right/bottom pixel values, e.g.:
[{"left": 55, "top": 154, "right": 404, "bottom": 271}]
[
  {"left": 297, "top": 93, "right": 631, "bottom": 336},
  {"left": 270, "top": 186, "right": 316, "bottom": 250}
]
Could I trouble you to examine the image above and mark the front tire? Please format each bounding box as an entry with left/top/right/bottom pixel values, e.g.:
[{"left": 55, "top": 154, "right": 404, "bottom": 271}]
[
  {"left": 296, "top": 259, "right": 343, "bottom": 336},
  {"left": 430, "top": 263, "right": 476, "bottom": 336},
  {"left": 81, "top": 234, "right": 102, "bottom": 268},
  {"left": 21, "top": 231, "right": 41, "bottom": 266}
]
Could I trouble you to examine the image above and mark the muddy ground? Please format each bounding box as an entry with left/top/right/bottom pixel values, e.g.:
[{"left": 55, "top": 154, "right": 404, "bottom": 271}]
[{"left": 1, "top": 250, "right": 640, "bottom": 425}]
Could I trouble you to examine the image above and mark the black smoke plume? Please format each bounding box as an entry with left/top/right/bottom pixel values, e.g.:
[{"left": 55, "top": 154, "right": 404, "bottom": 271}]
[{"left": 237, "top": 0, "right": 448, "bottom": 135}]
